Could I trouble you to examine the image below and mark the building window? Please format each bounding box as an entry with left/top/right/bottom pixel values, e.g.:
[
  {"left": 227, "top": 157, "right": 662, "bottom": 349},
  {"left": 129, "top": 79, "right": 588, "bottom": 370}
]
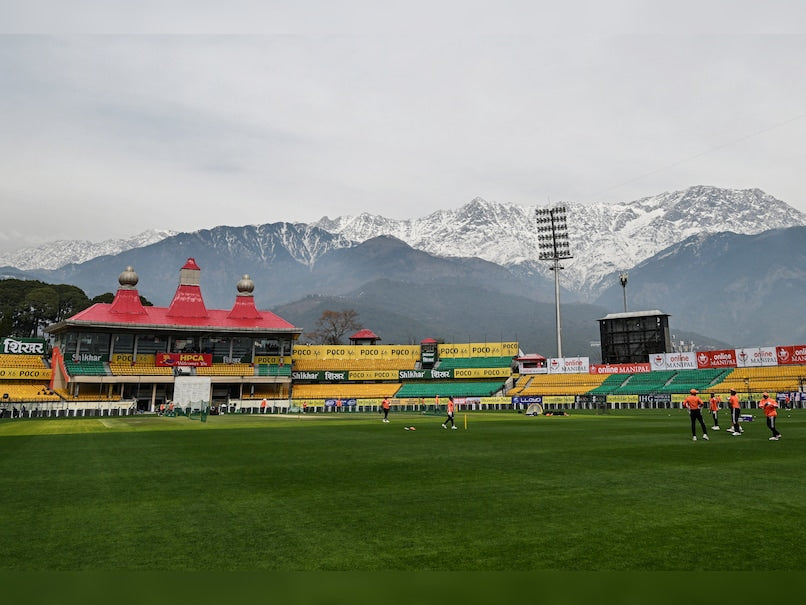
[
  {"left": 79, "top": 332, "right": 111, "bottom": 357},
  {"left": 112, "top": 333, "right": 134, "bottom": 356},
  {"left": 231, "top": 337, "right": 253, "bottom": 361}
]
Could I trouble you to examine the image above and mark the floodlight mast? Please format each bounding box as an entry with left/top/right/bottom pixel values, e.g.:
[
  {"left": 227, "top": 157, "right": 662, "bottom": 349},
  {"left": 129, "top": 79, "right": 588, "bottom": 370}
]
[
  {"left": 619, "top": 272, "right": 629, "bottom": 312},
  {"left": 536, "top": 206, "right": 573, "bottom": 358}
]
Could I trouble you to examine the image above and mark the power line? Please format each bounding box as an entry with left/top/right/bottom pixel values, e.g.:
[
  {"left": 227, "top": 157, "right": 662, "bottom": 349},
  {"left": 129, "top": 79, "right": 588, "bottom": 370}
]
[{"left": 594, "top": 111, "right": 806, "bottom": 198}]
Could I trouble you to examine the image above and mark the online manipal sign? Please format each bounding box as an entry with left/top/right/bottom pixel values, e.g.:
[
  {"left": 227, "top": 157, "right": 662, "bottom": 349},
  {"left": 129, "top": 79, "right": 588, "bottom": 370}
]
[
  {"left": 547, "top": 356, "right": 590, "bottom": 374},
  {"left": 735, "top": 347, "right": 777, "bottom": 367},
  {"left": 776, "top": 345, "right": 806, "bottom": 365},
  {"left": 696, "top": 349, "right": 737, "bottom": 368}
]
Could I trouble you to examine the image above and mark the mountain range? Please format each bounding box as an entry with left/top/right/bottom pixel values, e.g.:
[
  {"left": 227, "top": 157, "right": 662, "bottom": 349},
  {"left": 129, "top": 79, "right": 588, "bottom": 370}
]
[
  {"left": 314, "top": 185, "right": 805, "bottom": 298},
  {"left": 2, "top": 185, "right": 805, "bottom": 355}
]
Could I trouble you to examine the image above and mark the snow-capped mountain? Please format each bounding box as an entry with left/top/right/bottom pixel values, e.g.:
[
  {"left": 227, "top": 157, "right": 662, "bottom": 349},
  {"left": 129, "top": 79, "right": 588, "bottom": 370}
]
[
  {"left": 315, "top": 186, "right": 806, "bottom": 296},
  {"left": 3, "top": 186, "right": 805, "bottom": 300},
  {"left": 0, "top": 229, "right": 177, "bottom": 271}
]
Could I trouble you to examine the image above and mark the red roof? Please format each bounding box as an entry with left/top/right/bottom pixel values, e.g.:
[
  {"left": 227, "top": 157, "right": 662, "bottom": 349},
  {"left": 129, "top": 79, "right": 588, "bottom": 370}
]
[
  {"left": 227, "top": 294, "right": 262, "bottom": 320},
  {"left": 166, "top": 257, "right": 208, "bottom": 318},
  {"left": 108, "top": 288, "right": 148, "bottom": 316},
  {"left": 62, "top": 258, "right": 298, "bottom": 331},
  {"left": 350, "top": 329, "right": 379, "bottom": 340},
  {"left": 68, "top": 303, "right": 296, "bottom": 330},
  {"left": 166, "top": 283, "right": 209, "bottom": 318}
]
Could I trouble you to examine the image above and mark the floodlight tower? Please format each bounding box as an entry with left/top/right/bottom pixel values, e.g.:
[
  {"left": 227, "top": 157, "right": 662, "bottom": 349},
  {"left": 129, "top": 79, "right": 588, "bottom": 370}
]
[
  {"left": 619, "top": 272, "right": 629, "bottom": 312},
  {"left": 536, "top": 205, "right": 573, "bottom": 358}
]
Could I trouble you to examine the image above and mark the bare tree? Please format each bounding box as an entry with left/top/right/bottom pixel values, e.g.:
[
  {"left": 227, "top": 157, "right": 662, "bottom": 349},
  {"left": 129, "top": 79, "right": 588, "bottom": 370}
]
[{"left": 306, "top": 309, "right": 361, "bottom": 344}]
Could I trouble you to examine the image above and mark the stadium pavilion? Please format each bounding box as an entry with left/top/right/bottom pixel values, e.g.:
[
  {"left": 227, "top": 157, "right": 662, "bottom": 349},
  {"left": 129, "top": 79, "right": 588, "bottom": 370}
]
[{"left": 44, "top": 258, "right": 302, "bottom": 411}]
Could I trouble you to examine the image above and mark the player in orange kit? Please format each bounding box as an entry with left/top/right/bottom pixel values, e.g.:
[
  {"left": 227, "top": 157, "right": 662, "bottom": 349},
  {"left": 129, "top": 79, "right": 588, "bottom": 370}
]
[
  {"left": 441, "top": 396, "right": 457, "bottom": 430},
  {"left": 728, "top": 389, "right": 742, "bottom": 436},
  {"left": 759, "top": 392, "right": 781, "bottom": 440},
  {"left": 708, "top": 393, "right": 721, "bottom": 430},
  {"left": 682, "top": 389, "right": 709, "bottom": 441}
]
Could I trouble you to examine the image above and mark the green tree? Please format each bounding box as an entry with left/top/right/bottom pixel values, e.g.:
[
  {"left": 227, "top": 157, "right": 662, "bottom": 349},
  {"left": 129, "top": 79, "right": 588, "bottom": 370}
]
[
  {"left": 0, "top": 279, "right": 157, "bottom": 338},
  {"left": 23, "top": 287, "right": 59, "bottom": 337},
  {"left": 0, "top": 280, "right": 26, "bottom": 337},
  {"left": 53, "top": 284, "right": 93, "bottom": 322},
  {"left": 0, "top": 278, "right": 93, "bottom": 338}
]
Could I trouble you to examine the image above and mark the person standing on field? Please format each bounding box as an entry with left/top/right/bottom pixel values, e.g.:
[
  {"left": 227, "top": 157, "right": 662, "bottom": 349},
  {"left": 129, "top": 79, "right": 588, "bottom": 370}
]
[
  {"left": 709, "top": 393, "right": 721, "bottom": 430},
  {"left": 442, "top": 396, "right": 457, "bottom": 429},
  {"left": 682, "top": 389, "right": 709, "bottom": 441},
  {"left": 382, "top": 396, "right": 391, "bottom": 423},
  {"left": 728, "top": 389, "right": 742, "bottom": 435},
  {"left": 759, "top": 392, "right": 781, "bottom": 440}
]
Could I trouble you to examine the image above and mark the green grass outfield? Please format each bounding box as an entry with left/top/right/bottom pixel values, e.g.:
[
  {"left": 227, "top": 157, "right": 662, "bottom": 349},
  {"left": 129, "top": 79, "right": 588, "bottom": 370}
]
[{"left": 1, "top": 408, "right": 804, "bottom": 572}]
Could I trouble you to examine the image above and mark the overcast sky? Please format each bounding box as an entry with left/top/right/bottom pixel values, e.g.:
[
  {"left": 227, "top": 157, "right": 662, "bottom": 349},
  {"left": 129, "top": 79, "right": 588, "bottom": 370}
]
[{"left": 1, "top": 1, "right": 805, "bottom": 253}]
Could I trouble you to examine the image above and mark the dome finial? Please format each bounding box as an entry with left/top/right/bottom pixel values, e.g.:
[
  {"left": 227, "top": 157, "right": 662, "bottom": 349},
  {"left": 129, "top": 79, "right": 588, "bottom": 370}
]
[
  {"left": 118, "top": 266, "right": 139, "bottom": 288},
  {"left": 236, "top": 274, "right": 255, "bottom": 295}
]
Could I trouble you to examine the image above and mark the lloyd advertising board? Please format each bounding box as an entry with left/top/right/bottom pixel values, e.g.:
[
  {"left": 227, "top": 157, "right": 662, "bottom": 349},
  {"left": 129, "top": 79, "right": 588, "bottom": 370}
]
[{"left": 512, "top": 395, "right": 542, "bottom": 405}]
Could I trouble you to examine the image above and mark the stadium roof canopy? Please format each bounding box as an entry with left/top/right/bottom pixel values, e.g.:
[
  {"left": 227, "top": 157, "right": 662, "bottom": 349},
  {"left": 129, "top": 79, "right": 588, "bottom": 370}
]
[
  {"left": 350, "top": 329, "right": 380, "bottom": 340},
  {"left": 46, "top": 258, "right": 302, "bottom": 336},
  {"left": 597, "top": 310, "right": 668, "bottom": 321}
]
